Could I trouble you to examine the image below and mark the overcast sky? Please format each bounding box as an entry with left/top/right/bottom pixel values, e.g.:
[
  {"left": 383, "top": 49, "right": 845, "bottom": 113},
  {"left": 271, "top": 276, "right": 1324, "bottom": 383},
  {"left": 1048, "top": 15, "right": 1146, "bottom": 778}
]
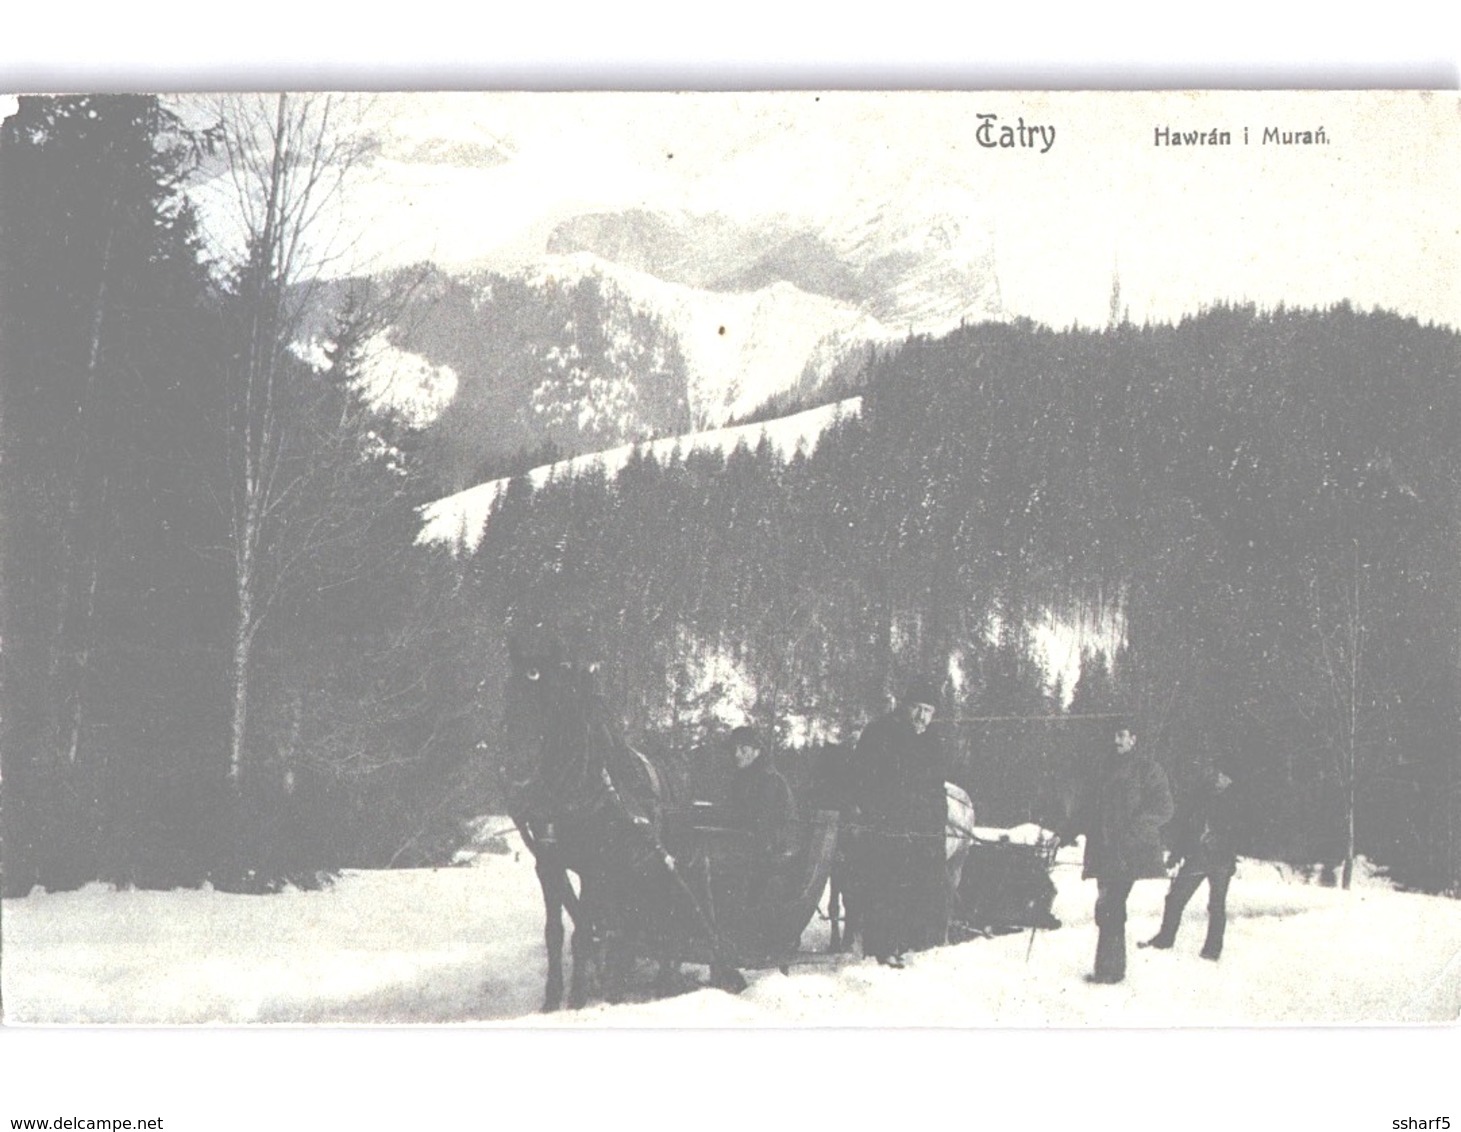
[{"left": 178, "top": 90, "right": 1461, "bottom": 331}]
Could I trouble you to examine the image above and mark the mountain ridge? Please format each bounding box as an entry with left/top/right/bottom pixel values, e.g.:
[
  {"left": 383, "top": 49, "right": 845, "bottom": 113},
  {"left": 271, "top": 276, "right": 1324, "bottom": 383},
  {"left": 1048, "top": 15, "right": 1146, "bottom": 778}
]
[{"left": 341, "top": 203, "right": 1004, "bottom": 492}]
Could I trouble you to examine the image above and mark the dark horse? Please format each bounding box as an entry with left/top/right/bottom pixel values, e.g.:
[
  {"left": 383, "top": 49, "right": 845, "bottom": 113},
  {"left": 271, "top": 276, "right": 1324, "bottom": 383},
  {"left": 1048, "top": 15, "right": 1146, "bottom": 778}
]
[{"left": 499, "top": 636, "right": 746, "bottom": 1011}]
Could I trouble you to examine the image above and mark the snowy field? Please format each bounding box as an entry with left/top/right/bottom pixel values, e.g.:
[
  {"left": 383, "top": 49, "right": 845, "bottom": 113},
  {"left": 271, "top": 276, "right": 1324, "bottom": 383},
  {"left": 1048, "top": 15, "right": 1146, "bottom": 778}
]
[
  {"left": 3, "top": 829, "right": 1458, "bottom": 1130},
  {"left": 5, "top": 827, "right": 1459, "bottom": 1028}
]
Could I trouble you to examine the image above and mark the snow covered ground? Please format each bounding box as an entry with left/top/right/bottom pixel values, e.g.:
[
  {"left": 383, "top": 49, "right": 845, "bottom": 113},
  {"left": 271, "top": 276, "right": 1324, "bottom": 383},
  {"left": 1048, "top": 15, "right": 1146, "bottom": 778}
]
[
  {"left": 3, "top": 830, "right": 1456, "bottom": 1129},
  {"left": 5, "top": 829, "right": 1458, "bottom": 1028}
]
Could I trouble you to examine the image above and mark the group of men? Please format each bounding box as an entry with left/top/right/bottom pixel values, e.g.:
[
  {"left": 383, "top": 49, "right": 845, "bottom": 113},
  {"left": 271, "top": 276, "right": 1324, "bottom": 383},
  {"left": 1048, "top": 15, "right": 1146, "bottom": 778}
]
[
  {"left": 1062, "top": 713, "right": 1241, "bottom": 982},
  {"left": 714, "top": 683, "right": 1243, "bottom": 984}
]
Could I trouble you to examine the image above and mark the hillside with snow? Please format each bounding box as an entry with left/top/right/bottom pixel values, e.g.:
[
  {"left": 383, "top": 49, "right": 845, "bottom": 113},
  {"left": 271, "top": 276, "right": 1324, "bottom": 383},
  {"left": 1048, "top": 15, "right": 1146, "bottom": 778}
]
[{"left": 417, "top": 396, "right": 863, "bottom": 553}]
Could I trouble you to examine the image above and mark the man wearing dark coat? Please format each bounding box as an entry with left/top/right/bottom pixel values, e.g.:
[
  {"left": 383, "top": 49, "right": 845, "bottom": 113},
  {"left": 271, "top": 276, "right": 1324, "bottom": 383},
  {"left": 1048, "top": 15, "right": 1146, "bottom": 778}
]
[
  {"left": 848, "top": 679, "right": 948, "bottom": 967},
  {"left": 1063, "top": 718, "right": 1174, "bottom": 984},
  {"left": 723, "top": 727, "right": 798, "bottom": 882},
  {"left": 1141, "top": 761, "right": 1241, "bottom": 960},
  {"left": 717, "top": 725, "right": 799, "bottom": 955}
]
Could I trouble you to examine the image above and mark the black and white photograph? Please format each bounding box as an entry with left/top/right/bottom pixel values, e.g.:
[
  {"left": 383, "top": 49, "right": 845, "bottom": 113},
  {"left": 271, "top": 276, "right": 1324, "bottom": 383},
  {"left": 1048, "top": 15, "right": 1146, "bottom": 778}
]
[{"left": 1, "top": 75, "right": 1458, "bottom": 1128}]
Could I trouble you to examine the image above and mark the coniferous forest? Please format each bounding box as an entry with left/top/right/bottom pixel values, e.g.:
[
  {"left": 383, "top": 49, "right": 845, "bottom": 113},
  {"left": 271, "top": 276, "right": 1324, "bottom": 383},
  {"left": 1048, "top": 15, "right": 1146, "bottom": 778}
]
[{"left": 4, "top": 95, "right": 1459, "bottom": 899}]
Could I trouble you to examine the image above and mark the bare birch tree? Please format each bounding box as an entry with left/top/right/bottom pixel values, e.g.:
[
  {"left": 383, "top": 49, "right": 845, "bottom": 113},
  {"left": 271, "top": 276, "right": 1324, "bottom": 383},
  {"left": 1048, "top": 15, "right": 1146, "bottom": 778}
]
[
  {"left": 213, "top": 94, "right": 376, "bottom": 799},
  {"left": 1289, "top": 542, "right": 1389, "bottom": 890}
]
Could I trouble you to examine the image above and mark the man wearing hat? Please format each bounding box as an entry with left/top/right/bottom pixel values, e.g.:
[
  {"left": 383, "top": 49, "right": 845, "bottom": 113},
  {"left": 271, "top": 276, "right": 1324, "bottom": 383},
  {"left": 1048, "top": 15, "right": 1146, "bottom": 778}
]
[
  {"left": 1062, "top": 717, "right": 1173, "bottom": 984},
  {"left": 716, "top": 725, "right": 799, "bottom": 955},
  {"left": 723, "top": 726, "right": 798, "bottom": 881},
  {"left": 1141, "top": 759, "right": 1243, "bottom": 960},
  {"left": 847, "top": 679, "right": 950, "bottom": 967}
]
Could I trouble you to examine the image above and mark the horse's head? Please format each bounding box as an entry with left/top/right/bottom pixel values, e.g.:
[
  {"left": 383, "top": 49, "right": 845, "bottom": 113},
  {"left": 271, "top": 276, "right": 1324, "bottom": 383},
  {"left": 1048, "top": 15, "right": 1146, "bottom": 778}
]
[
  {"left": 506, "top": 636, "right": 602, "bottom": 713},
  {"left": 502, "top": 635, "right": 607, "bottom": 815}
]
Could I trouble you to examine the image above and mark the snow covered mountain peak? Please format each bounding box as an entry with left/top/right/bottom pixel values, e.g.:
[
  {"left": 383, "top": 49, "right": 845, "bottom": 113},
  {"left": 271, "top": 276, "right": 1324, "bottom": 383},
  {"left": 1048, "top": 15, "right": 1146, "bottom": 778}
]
[
  {"left": 360, "top": 199, "right": 1005, "bottom": 491},
  {"left": 520, "top": 249, "right": 886, "bottom": 428}
]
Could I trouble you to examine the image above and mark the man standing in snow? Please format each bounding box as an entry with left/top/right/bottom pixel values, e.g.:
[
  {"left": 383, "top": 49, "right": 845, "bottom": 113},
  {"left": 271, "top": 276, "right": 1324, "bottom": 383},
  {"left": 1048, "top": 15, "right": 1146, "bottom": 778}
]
[
  {"left": 848, "top": 679, "right": 949, "bottom": 967},
  {"left": 1140, "top": 761, "right": 1241, "bottom": 960},
  {"left": 1062, "top": 717, "right": 1173, "bottom": 984}
]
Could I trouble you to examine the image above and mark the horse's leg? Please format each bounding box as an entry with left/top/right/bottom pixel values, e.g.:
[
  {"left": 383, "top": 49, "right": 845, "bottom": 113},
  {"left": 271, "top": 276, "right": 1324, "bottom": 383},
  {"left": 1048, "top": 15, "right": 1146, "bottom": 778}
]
[
  {"left": 602, "top": 933, "right": 634, "bottom": 1003},
  {"left": 535, "top": 859, "right": 567, "bottom": 1012},
  {"left": 653, "top": 954, "right": 687, "bottom": 995},
  {"left": 566, "top": 873, "right": 596, "bottom": 1010},
  {"left": 945, "top": 847, "right": 969, "bottom": 945},
  {"left": 827, "top": 870, "right": 844, "bottom": 953},
  {"left": 590, "top": 901, "right": 632, "bottom": 1005},
  {"left": 833, "top": 864, "right": 861, "bottom": 954},
  {"left": 596, "top": 882, "right": 638, "bottom": 1004}
]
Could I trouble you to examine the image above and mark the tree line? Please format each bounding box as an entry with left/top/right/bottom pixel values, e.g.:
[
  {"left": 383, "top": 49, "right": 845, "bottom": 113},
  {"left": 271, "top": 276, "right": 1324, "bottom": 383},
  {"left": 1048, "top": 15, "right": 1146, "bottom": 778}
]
[
  {"left": 2, "top": 95, "right": 473, "bottom": 894},
  {"left": 461, "top": 309, "right": 1461, "bottom": 893}
]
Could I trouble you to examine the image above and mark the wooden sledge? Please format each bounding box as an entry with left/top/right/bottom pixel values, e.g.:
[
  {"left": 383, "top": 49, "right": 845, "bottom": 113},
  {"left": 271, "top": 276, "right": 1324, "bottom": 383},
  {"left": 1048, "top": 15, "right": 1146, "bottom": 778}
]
[
  {"left": 659, "top": 805, "right": 841, "bottom": 969},
  {"left": 951, "top": 831, "right": 1061, "bottom": 939}
]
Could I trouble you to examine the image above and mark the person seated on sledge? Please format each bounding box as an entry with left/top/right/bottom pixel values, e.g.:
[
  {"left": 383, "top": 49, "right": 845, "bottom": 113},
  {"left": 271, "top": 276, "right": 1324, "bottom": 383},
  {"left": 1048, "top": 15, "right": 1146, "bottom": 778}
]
[
  {"left": 707, "top": 725, "right": 800, "bottom": 955},
  {"left": 725, "top": 726, "right": 799, "bottom": 893}
]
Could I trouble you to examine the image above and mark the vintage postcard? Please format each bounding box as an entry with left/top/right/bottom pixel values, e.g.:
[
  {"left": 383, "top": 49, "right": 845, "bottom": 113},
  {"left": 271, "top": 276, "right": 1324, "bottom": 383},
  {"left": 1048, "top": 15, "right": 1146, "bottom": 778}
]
[{"left": 2, "top": 90, "right": 1459, "bottom": 1036}]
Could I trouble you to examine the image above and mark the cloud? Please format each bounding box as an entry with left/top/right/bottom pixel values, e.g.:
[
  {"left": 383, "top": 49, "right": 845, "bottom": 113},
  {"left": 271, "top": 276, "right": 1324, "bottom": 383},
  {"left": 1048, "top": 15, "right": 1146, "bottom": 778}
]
[{"left": 383, "top": 135, "right": 516, "bottom": 168}]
